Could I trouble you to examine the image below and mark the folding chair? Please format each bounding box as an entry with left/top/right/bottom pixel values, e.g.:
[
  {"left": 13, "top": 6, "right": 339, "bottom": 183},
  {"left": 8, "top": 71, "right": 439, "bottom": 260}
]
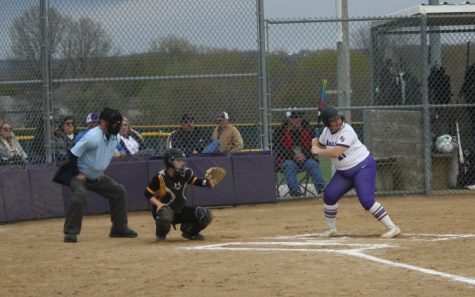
[{"left": 275, "top": 167, "right": 318, "bottom": 198}]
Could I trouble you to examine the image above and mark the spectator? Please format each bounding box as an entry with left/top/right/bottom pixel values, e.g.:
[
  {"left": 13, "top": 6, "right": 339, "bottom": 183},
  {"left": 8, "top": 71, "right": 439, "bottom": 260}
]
[
  {"left": 0, "top": 121, "right": 28, "bottom": 165},
  {"left": 54, "top": 115, "right": 77, "bottom": 161},
  {"left": 272, "top": 110, "right": 325, "bottom": 197},
  {"left": 210, "top": 112, "right": 243, "bottom": 153},
  {"left": 118, "top": 117, "right": 154, "bottom": 157},
  {"left": 75, "top": 112, "right": 100, "bottom": 143},
  {"left": 169, "top": 114, "right": 209, "bottom": 155}
]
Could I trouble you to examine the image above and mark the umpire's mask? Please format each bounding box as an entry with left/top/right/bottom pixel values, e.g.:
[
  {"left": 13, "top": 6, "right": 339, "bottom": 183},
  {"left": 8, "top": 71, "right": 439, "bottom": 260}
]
[{"left": 100, "top": 108, "right": 123, "bottom": 136}]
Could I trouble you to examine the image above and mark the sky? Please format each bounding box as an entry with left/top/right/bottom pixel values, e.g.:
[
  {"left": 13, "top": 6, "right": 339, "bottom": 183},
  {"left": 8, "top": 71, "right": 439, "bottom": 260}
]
[
  {"left": 264, "top": 0, "right": 437, "bottom": 19},
  {"left": 0, "top": 0, "right": 466, "bottom": 59}
]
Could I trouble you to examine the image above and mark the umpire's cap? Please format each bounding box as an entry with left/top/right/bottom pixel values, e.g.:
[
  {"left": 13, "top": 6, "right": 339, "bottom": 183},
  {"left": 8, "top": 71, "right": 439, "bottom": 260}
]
[{"left": 321, "top": 106, "right": 344, "bottom": 127}]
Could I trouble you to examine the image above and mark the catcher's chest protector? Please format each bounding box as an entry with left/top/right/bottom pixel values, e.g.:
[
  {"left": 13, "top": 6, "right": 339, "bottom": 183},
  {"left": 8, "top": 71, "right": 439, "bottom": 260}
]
[{"left": 158, "top": 168, "right": 193, "bottom": 212}]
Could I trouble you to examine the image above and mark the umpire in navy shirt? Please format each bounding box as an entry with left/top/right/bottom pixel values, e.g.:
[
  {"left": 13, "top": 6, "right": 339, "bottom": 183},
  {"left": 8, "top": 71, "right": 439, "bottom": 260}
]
[{"left": 59, "top": 107, "right": 138, "bottom": 243}]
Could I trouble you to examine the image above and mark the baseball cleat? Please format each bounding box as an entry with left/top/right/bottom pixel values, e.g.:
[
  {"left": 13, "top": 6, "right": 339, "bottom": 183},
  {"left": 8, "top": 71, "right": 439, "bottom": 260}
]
[
  {"left": 155, "top": 235, "right": 166, "bottom": 242},
  {"left": 317, "top": 228, "right": 337, "bottom": 238},
  {"left": 64, "top": 234, "right": 77, "bottom": 243},
  {"left": 381, "top": 225, "right": 401, "bottom": 238},
  {"left": 182, "top": 232, "right": 205, "bottom": 240},
  {"left": 110, "top": 226, "right": 138, "bottom": 238}
]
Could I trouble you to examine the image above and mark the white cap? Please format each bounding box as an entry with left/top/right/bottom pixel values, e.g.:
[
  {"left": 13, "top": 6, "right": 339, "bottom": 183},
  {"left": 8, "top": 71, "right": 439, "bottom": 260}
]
[
  {"left": 218, "top": 111, "right": 229, "bottom": 120},
  {"left": 85, "top": 112, "right": 100, "bottom": 124}
]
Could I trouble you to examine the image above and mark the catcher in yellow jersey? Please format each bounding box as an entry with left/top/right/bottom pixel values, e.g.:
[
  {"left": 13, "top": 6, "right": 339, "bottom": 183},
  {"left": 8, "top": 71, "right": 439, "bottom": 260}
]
[{"left": 144, "top": 148, "right": 225, "bottom": 242}]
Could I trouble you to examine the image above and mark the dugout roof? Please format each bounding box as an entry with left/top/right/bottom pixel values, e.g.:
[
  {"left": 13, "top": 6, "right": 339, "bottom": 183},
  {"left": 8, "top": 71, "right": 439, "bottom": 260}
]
[{"left": 372, "top": 3, "right": 475, "bottom": 30}]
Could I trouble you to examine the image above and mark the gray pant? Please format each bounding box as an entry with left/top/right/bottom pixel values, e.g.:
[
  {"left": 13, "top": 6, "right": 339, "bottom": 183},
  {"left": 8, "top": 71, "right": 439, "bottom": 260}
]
[{"left": 64, "top": 176, "right": 128, "bottom": 235}]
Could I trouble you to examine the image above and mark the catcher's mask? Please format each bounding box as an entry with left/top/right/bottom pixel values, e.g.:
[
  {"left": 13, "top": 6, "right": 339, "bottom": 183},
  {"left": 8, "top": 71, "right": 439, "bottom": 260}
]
[
  {"left": 100, "top": 108, "right": 123, "bottom": 136},
  {"left": 164, "top": 148, "right": 187, "bottom": 177},
  {"left": 320, "top": 106, "right": 345, "bottom": 128}
]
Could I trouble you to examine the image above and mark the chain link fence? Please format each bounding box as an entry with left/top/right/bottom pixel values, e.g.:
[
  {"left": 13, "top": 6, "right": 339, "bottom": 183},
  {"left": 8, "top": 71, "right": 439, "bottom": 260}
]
[
  {"left": 267, "top": 13, "right": 475, "bottom": 198},
  {"left": 1, "top": 0, "right": 261, "bottom": 165},
  {"left": 1, "top": 1, "right": 475, "bottom": 197}
]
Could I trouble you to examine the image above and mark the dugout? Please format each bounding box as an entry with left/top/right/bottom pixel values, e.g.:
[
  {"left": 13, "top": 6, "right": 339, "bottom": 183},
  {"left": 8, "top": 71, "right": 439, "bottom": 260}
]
[
  {"left": 367, "top": 3, "right": 475, "bottom": 193},
  {"left": 369, "top": 3, "right": 475, "bottom": 106}
]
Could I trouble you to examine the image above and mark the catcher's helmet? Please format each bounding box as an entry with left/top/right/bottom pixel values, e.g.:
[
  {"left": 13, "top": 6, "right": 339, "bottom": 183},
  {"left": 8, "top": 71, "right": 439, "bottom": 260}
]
[
  {"left": 163, "top": 148, "right": 186, "bottom": 172},
  {"left": 320, "top": 106, "right": 344, "bottom": 127}
]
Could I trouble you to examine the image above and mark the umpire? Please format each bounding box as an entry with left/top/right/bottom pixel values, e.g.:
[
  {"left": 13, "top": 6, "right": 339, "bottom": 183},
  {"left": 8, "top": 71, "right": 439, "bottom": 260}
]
[{"left": 56, "top": 107, "right": 138, "bottom": 243}]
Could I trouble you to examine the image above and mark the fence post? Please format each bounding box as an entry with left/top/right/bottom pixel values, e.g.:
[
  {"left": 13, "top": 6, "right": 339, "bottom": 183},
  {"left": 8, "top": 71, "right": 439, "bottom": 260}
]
[
  {"left": 336, "top": 0, "right": 351, "bottom": 123},
  {"left": 40, "top": 0, "right": 54, "bottom": 164},
  {"left": 257, "top": 0, "right": 269, "bottom": 150},
  {"left": 420, "top": 14, "right": 432, "bottom": 195}
]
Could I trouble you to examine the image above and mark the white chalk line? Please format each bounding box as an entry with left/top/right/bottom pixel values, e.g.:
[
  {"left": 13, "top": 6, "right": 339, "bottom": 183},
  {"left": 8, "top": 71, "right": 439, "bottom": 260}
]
[
  {"left": 184, "top": 233, "right": 475, "bottom": 287},
  {"left": 267, "top": 233, "right": 475, "bottom": 242},
  {"left": 404, "top": 233, "right": 475, "bottom": 242},
  {"left": 341, "top": 250, "right": 475, "bottom": 286}
]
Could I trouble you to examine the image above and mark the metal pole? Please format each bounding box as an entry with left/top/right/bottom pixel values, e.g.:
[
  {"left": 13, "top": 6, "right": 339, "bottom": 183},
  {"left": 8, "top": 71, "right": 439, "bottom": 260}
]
[
  {"left": 257, "top": 0, "right": 269, "bottom": 150},
  {"left": 429, "top": 0, "right": 441, "bottom": 67},
  {"left": 369, "top": 27, "right": 377, "bottom": 105},
  {"left": 40, "top": 0, "right": 53, "bottom": 164},
  {"left": 336, "top": 0, "right": 343, "bottom": 109},
  {"left": 342, "top": 0, "right": 351, "bottom": 123},
  {"left": 421, "top": 14, "right": 432, "bottom": 195},
  {"left": 336, "top": 0, "right": 351, "bottom": 123}
]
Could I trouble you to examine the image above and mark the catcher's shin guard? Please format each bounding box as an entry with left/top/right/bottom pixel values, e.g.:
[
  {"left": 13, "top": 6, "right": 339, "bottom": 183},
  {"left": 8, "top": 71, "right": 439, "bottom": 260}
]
[
  {"left": 155, "top": 206, "right": 174, "bottom": 237},
  {"left": 180, "top": 207, "right": 213, "bottom": 235}
]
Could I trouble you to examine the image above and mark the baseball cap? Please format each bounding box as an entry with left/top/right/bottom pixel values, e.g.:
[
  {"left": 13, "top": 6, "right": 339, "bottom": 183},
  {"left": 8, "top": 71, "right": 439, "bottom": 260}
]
[
  {"left": 86, "top": 112, "right": 100, "bottom": 124},
  {"left": 218, "top": 111, "right": 230, "bottom": 120},
  {"left": 286, "top": 109, "right": 303, "bottom": 118},
  {"left": 180, "top": 113, "right": 194, "bottom": 123}
]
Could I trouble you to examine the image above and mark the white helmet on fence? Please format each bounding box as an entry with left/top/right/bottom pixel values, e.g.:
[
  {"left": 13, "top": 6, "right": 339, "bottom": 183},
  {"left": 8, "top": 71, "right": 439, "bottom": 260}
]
[{"left": 435, "top": 134, "right": 454, "bottom": 154}]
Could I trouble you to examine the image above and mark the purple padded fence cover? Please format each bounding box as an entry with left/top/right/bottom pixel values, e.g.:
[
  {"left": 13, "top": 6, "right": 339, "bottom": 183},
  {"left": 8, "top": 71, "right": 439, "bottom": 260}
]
[
  {"left": 29, "top": 166, "right": 65, "bottom": 219},
  {"left": 0, "top": 169, "right": 33, "bottom": 221},
  {"left": 105, "top": 161, "right": 149, "bottom": 211},
  {"left": 231, "top": 152, "right": 277, "bottom": 204},
  {"left": 187, "top": 155, "right": 235, "bottom": 207},
  {"left": 0, "top": 174, "right": 5, "bottom": 223},
  {"left": 0, "top": 154, "right": 277, "bottom": 223},
  {"left": 146, "top": 159, "right": 193, "bottom": 207}
]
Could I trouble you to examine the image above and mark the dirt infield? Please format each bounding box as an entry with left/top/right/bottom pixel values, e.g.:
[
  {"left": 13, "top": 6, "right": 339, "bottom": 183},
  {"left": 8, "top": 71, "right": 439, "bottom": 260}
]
[{"left": 1, "top": 195, "right": 474, "bottom": 296}]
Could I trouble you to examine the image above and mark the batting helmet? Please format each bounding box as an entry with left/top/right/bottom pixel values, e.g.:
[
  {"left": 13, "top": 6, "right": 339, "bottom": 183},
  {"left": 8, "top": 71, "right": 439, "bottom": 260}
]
[{"left": 320, "top": 106, "right": 344, "bottom": 127}]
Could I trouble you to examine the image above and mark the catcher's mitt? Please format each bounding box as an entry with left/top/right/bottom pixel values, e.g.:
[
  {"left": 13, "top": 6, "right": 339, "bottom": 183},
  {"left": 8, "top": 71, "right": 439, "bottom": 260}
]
[{"left": 205, "top": 167, "right": 226, "bottom": 188}]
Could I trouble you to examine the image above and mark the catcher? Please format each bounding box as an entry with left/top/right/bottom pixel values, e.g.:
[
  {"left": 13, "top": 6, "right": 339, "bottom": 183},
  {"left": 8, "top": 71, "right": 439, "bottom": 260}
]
[{"left": 144, "top": 148, "right": 226, "bottom": 242}]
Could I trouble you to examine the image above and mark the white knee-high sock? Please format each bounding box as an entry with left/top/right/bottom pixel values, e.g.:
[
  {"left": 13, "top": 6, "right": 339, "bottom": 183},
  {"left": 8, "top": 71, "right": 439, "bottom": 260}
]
[
  {"left": 324, "top": 203, "right": 338, "bottom": 229},
  {"left": 369, "top": 201, "right": 395, "bottom": 228}
]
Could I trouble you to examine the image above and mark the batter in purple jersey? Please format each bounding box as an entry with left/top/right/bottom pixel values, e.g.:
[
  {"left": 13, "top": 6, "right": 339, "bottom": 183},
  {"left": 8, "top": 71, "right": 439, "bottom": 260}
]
[{"left": 311, "top": 106, "right": 400, "bottom": 238}]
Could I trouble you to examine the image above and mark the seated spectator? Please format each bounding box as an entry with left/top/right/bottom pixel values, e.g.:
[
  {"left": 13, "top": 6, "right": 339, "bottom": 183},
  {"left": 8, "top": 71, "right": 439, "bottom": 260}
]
[
  {"left": 118, "top": 117, "right": 154, "bottom": 157},
  {"left": 75, "top": 112, "right": 100, "bottom": 143},
  {"left": 209, "top": 112, "right": 243, "bottom": 153},
  {"left": 272, "top": 110, "right": 325, "bottom": 196},
  {"left": 54, "top": 115, "right": 77, "bottom": 161},
  {"left": 0, "top": 121, "right": 28, "bottom": 165},
  {"left": 169, "top": 114, "right": 209, "bottom": 155}
]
